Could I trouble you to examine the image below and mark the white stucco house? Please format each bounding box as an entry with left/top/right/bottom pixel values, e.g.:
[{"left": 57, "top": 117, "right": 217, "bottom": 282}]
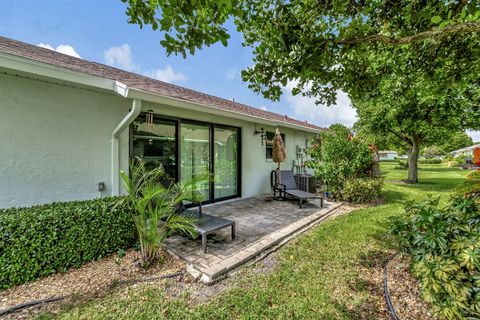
[
  {"left": 378, "top": 151, "right": 398, "bottom": 161},
  {"left": 0, "top": 36, "right": 322, "bottom": 209},
  {"left": 451, "top": 144, "right": 480, "bottom": 158}
]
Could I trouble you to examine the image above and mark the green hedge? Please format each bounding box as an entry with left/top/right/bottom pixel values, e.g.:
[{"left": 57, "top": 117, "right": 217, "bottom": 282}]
[
  {"left": 0, "top": 197, "right": 136, "bottom": 289},
  {"left": 339, "top": 177, "right": 384, "bottom": 203},
  {"left": 418, "top": 158, "right": 442, "bottom": 164}
]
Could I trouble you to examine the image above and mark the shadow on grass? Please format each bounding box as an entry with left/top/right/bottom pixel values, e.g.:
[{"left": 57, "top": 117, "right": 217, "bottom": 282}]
[{"left": 383, "top": 190, "right": 408, "bottom": 204}]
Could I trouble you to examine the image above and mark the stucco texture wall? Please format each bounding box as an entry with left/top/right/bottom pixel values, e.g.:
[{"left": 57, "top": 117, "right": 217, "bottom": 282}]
[{"left": 0, "top": 73, "right": 130, "bottom": 208}]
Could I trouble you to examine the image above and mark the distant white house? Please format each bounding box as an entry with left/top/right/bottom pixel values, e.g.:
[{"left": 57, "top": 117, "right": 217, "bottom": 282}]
[
  {"left": 451, "top": 144, "right": 480, "bottom": 158},
  {"left": 378, "top": 150, "right": 398, "bottom": 161}
]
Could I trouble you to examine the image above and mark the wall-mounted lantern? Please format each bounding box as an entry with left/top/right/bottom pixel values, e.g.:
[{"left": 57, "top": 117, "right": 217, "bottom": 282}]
[{"left": 255, "top": 127, "right": 266, "bottom": 145}]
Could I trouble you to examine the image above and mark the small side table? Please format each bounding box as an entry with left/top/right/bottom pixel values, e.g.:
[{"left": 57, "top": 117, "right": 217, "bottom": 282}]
[{"left": 182, "top": 210, "right": 236, "bottom": 253}]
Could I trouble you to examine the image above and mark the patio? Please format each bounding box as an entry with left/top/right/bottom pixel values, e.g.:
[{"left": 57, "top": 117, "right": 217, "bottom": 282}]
[{"left": 165, "top": 195, "right": 342, "bottom": 283}]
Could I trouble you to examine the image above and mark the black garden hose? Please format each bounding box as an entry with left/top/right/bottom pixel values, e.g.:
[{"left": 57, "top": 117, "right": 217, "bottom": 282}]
[
  {"left": 0, "top": 296, "right": 66, "bottom": 316},
  {"left": 384, "top": 253, "right": 401, "bottom": 320},
  {"left": 0, "top": 271, "right": 184, "bottom": 316}
]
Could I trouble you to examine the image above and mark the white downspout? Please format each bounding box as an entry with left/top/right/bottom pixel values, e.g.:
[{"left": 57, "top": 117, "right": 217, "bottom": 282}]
[{"left": 111, "top": 98, "right": 142, "bottom": 195}]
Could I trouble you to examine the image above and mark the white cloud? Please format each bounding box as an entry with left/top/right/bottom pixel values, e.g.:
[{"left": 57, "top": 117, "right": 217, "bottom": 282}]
[
  {"left": 283, "top": 82, "right": 357, "bottom": 128},
  {"left": 226, "top": 67, "right": 238, "bottom": 79},
  {"left": 37, "top": 43, "right": 81, "bottom": 58},
  {"left": 260, "top": 106, "right": 268, "bottom": 111},
  {"left": 467, "top": 130, "right": 480, "bottom": 143},
  {"left": 104, "top": 44, "right": 135, "bottom": 71},
  {"left": 144, "top": 65, "right": 187, "bottom": 84}
]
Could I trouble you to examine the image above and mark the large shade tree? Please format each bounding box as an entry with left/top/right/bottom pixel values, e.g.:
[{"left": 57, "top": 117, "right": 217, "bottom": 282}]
[{"left": 122, "top": 0, "right": 480, "bottom": 182}]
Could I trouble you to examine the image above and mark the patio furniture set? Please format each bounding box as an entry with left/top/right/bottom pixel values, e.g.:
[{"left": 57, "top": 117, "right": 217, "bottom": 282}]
[{"left": 182, "top": 170, "right": 323, "bottom": 252}]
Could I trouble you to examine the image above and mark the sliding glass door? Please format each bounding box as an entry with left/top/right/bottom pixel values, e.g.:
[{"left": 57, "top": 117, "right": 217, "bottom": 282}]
[
  {"left": 214, "top": 126, "right": 239, "bottom": 200},
  {"left": 180, "top": 122, "right": 211, "bottom": 202},
  {"left": 131, "top": 114, "right": 240, "bottom": 203}
]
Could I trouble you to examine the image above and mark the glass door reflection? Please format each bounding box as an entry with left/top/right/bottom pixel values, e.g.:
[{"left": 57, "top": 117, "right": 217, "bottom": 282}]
[
  {"left": 214, "top": 126, "right": 238, "bottom": 200},
  {"left": 180, "top": 122, "right": 211, "bottom": 202}
]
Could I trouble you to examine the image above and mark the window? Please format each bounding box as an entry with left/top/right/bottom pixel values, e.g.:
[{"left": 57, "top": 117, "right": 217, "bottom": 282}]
[
  {"left": 266, "top": 131, "right": 285, "bottom": 160},
  {"left": 131, "top": 116, "right": 177, "bottom": 179}
]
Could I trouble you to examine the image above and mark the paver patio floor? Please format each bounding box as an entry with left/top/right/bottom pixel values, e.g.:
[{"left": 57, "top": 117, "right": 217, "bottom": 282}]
[{"left": 165, "top": 195, "right": 341, "bottom": 282}]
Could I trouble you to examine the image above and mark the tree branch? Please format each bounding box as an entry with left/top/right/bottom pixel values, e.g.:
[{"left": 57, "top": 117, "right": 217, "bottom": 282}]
[
  {"left": 388, "top": 129, "right": 413, "bottom": 146},
  {"left": 341, "top": 22, "right": 480, "bottom": 45}
]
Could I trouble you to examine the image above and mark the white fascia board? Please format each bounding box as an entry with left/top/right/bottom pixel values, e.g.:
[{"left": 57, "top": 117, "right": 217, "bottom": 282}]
[
  {"left": 127, "top": 88, "right": 319, "bottom": 134},
  {"left": 0, "top": 52, "right": 118, "bottom": 94}
]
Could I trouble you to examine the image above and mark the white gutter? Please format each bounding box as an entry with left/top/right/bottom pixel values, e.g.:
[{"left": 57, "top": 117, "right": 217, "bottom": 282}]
[{"left": 111, "top": 98, "right": 142, "bottom": 196}]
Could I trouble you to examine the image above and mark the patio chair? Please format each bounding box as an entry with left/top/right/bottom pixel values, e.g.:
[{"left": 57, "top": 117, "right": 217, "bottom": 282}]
[{"left": 271, "top": 170, "right": 323, "bottom": 208}]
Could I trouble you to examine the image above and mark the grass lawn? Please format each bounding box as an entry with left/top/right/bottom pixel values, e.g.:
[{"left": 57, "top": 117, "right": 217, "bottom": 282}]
[{"left": 44, "top": 163, "right": 469, "bottom": 320}]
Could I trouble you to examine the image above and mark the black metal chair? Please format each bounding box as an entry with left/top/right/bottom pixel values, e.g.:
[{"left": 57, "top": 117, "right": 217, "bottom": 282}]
[{"left": 271, "top": 170, "right": 323, "bottom": 208}]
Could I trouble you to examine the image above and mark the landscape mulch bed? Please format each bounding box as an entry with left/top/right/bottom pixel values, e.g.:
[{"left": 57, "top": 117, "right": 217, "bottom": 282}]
[
  {"left": 387, "top": 254, "right": 436, "bottom": 320},
  {"left": 0, "top": 249, "right": 185, "bottom": 319}
]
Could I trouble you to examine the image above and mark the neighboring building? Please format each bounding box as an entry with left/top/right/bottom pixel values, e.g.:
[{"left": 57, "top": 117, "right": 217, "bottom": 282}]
[
  {"left": 378, "top": 151, "right": 398, "bottom": 161},
  {"left": 0, "top": 36, "right": 322, "bottom": 209},
  {"left": 451, "top": 144, "right": 480, "bottom": 158}
]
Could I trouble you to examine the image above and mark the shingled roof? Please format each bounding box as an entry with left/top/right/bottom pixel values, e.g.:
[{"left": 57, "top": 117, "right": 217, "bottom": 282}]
[{"left": 0, "top": 36, "right": 323, "bottom": 131}]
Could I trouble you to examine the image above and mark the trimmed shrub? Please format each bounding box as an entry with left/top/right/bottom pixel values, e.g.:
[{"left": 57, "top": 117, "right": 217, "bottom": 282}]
[
  {"left": 418, "top": 158, "right": 442, "bottom": 164},
  {"left": 339, "top": 177, "right": 384, "bottom": 203},
  {"left": 0, "top": 197, "right": 136, "bottom": 289},
  {"left": 390, "top": 196, "right": 480, "bottom": 319},
  {"left": 467, "top": 170, "right": 480, "bottom": 181},
  {"left": 396, "top": 160, "right": 409, "bottom": 169}
]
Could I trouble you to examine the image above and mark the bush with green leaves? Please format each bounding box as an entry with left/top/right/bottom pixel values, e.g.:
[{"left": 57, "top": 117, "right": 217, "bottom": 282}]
[
  {"left": 418, "top": 158, "right": 442, "bottom": 164},
  {"left": 0, "top": 197, "right": 135, "bottom": 289},
  {"left": 340, "top": 178, "right": 384, "bottom": 203},
  {"left": 467, "top": 170, "right": 480, "bottom": 182},
  {"left": 396, "top": 160, "right": 409, "bottom": 169},
  {"left": 389, "top": 196, "right": 480, "bottom": 319},
  {"left": 454, "top": 155, "right": 467, "bottom": 167},
  {"left": 306, "top": 124, "right": 379, "bottom": 201},
  {"left": 120, "top": 160, "right": 200, "bottom": 267}
]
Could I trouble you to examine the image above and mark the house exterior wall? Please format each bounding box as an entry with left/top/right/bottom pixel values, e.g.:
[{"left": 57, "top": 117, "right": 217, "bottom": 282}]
[
  {"left": 0, "top": 73, "right": 131, "bottom": 208},
  {"left": 0, "top": 73, "right": 316, "bottom": 209},
  {"left": 378, "top": 151, "right": 398, "bottom": 161}
]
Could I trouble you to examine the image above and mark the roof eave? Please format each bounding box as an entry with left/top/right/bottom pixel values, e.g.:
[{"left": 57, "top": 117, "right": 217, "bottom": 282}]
[{"left": 127, "top": 87, "right": 320, "bottom": 133}]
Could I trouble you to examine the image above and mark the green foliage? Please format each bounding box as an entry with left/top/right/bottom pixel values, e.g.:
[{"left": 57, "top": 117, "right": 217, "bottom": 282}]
[
  {"left": 306, "top": 124, "right": 378, "bottom": 200},
  {"left": 455, "top": 180, "right": 480, "bottom": 197},
  {"left": 396, "top": 160, "right": 409, "bottom": 170},
  {"left": 438, "top": 131, "right": 474, "bottom": 154},
  {"left": 454, "top": 155, "right": 467, "bottom": 167},
  {"left": 468, "top": 170, "right": 480, "bottom": 181},
  {"left": 390, "top": 196, "right": 480, "bottom": 319},
  {"left": 419, "top": 159, "right": 442, "bottom": 164},
  {"left": 120, "top": 160, "right": 199, "bottom": 267},
  {"left": 123, "top": 0, "right": 480, "bottom": 184},
  {"left": 0, "top": 197, "right": 135, "bottom": 289},
  {"left": 422, "top": 146, "right": 444, "bottom": 159},
  {"left": 340, "top": 178, "right": 384, "bottom": 203}
]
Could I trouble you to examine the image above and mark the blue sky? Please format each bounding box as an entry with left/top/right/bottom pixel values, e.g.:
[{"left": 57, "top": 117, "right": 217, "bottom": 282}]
[
  {"left": 0, "top": 0, "right": 478, "bottom": 142},
  {"left": 0, "top": 0, "right": 357, "bottom": 129}
]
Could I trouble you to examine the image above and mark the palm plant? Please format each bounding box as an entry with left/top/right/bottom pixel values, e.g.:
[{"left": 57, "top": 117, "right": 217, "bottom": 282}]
[{"left": 120, "top": 159, "right": 201, "bottom": 267}]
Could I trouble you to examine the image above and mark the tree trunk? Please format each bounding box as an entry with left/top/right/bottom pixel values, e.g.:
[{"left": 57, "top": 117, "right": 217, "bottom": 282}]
[{"left": 406, "top": 138, "right": 421, "bottom": 183}]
